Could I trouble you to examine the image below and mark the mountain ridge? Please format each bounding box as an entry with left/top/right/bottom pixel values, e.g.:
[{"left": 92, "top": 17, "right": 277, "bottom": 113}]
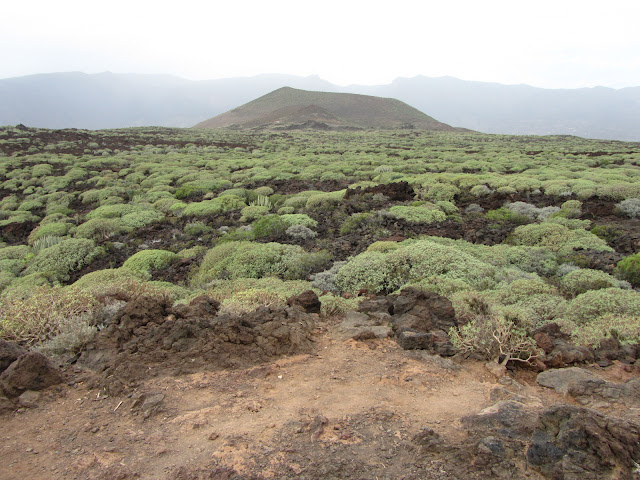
[{"left": 1, "top": 72, "right": 639, "bottom": 140}]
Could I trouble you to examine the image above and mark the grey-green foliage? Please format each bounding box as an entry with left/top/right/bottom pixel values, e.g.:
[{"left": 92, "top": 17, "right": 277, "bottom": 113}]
[
  {"left": 286, "top": 225, "right": 317, "bottom": 240},
  {"left": 24, "top": 238, "right": 101, "bottom": 282},
  {"left": 194, "top": 241, "right": 330, "bottom": 285}
]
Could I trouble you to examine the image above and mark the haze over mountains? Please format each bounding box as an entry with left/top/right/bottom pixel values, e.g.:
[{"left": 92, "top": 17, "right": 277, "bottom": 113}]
[{"left": 1, "top": 72, "right": 639, "bottom": 141}]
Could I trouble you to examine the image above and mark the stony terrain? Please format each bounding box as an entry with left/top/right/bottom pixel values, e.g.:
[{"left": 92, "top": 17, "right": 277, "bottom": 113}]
[{"left": 1, "top": 290, "right": 640, "bottom": 480}]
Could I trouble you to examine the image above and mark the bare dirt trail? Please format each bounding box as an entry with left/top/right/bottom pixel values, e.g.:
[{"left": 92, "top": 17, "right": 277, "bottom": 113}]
[{"left": 0, "top": 323, "right": 579, "bottom": 480}]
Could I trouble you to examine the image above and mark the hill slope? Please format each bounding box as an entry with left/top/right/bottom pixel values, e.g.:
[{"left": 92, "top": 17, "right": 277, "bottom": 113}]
[{"left": 194, "top": 87, "right": 454, "bottom": 131}]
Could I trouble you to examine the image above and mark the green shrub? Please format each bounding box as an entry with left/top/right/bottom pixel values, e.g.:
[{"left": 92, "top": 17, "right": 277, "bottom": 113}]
[
  {"left": 252, "top": 215, "right": 287, "bottom": 238},
  {"left": 486, "top": 207, "right": 531, "bottom": 224},
  {"left": 305, "top": 190, "right": 346, "bottom": 210},
  {"left": 240, "top": 205, "right": 270, "bottom": 222},
  {"left": 278, "top": 206, "right": 295, "bottom": 215},
  {"left": 560, "top": 268, "right": 620, "bottom": 296},
  {"left": 194, "top": 241, "right": 330, "bottom": 285},
  {"left": 318, "top": 294, "right": 363, "bottom": 316},
  {"left": 0, "top": 245, "right": 31, "bottom": 261},
  {"left": 24, "top": 238, "right": 101, "bottom": 282},
  {"left": 253, "top": 186, "right": 274, "bottom": 196},
  {"left": 206, "top": 277, "right": 311, "bottom": 315},
  {"left": 340, "top": 212, "right": 372, "bottom": 234},
  {"left": 615, "top": 253, "right": 640, "bottom": 286},
  {"left": 337, "top": 240, "right": 499, "bottom": 294},
  {"left": 387, "top": 205, "right": 446, "bottom": 224},
  {"left": 27, "top": 222, "right": 71, "bottom": 245},
  {"left": 120, "top": 209, "right": 164, "bottom": 229},
  {"left": 280, "top": 214, "right": 318, "bottom": 229},
  {"left": 71, "top": 268, "right": 148, "bottom": 289},
  {"left": 570, "top": 314, "right": 640, "bottom": 348},
  {"left": 75, "top": 218, "right": 125, "bottom": 240},
  {"left": 508, "top": 223, "right": 612, "bottom": 256},
  {"left": 562, "top": 288, "right": 640, "bottom": 326},
  {"left": 122, "top": 249, "right": 179, "bottom": 276},
  {"left": 184, "top": 222, "right": 211, "bottom": 236},
  {"left": 175, "top": 184, "right": 207, "bottom": 200}
]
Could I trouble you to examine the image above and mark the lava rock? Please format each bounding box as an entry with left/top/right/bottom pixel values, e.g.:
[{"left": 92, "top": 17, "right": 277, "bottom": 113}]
[
  {"left": 527, "top": 405, "right": 640, "bottom": 479},
  {"left": 287, "top": 290, "right": 321, "bottom": 314},
  {"left": 0, "top": 351, "right": 63, "bottom": 398},
  {"left": 0, "top": 340, "right": 26, "bottom": 373},
  {"left": 536, "top": 367, "right": 598, "bottom": 395}
]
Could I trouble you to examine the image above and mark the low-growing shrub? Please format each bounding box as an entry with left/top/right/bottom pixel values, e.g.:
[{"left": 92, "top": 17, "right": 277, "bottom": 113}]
[
  {"left": 318, "top": 294, "right": 363, "bottom": 316},
  {"left": 286, "top": 225, "right": 317, "bottom": 240},
  {"left": 508, "top": 223, "right": 612, "bottom": 256},
  {"left": 449, "top": 314, "right": 540, "bottom": 366},
  {"left": 27, "top": 222, "right": 71, "bottom": 245},
  {"left": 562, "top": 288, "right": 640, "bottom": 326},
  {"left": 615, "top": 253, "right": 640, "bottom": 286},
  {"left": 387, "top": 205, "right": 446, "bottom": 224},
  {"left": 560, "top": 268, "right": 620, "bottom": 296},
  {"left": 184, "top": 222, "right": 211, "bottom": 236},
  {"left": 615, "top": 198, "right": 640, "bottom": 218},
  {"left": 0, "top": 286, "right": 99, "bottom": 345},
  {"left": 194, "top": 241, "right": 330, "bottom": 285},
  {"left": 240, "top": 205, "right": 270, "bottom": 222},
  {"left": 340, "top": 212, "right": 372, "bottom": 234},
  {"left": 252, "top": 215, "right": 287, "bottom": 238},
  {"left": 122, "top": 249, "right": 179, "bottom": 276},
  {"left": 24, "top": 238, "right": 101, "bottom": 282},
  {"left": 75, "top": 218, "right": 125, "bottom": 240},
  {"left": 280, "top": 214, "right": 318, "bottom": 229}
]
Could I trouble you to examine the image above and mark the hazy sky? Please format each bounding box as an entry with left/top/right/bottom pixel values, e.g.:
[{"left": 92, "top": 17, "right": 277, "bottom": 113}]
[{"left": 2, "top": 0, "right": 639, "bottom": 88}]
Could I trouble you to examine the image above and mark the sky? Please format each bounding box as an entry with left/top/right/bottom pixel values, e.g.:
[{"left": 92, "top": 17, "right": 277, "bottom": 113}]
[{"left": 2, "top": 0, "right": 639, "bottom": 89}]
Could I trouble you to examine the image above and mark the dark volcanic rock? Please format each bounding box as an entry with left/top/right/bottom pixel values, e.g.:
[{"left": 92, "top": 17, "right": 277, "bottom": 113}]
[
  {"left": 396, "top": 329, "right": 456, "bottom": 356},
  {"left": 0, "top": 351, "right": 63, "bottom": 398},
  {"left": 171, "top": 295, "right": 220, "bottom": 319},
  {"left": 533, "top": 323, "right": 594, "bottom": 368},
  {"left": 527, "top": 405, "right": 640, "bottom": 479},
  {"left": 287, "top": 290, "right": 321, "bottom": 314},
  {"left": 461, "top": 401, "right": 539, "bottom": 438},
  {"left": 344, "top": 181, "right": 415, "bottom": 202},
  {"left": 390, "top": 288, "right": 457, "bottom": 333},
  {"left": 0, "top": 340, "right": 26, "bottom": 373},
  {"left": 357, "top": 288, "right": 458, "bottom": 354}
]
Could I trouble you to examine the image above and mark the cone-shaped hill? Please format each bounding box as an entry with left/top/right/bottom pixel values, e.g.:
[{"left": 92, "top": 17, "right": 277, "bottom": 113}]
[{"left": 194, "top": 87, "right": 455, "bottom": 131}]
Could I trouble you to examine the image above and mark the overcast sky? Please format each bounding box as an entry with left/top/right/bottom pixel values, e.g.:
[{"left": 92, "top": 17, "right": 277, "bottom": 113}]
[{"left": 2, "top": 0, "right": 639, "bottom": 89}]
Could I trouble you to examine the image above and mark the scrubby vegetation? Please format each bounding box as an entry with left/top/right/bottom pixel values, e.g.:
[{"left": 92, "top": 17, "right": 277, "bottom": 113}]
[{"left": 1, "top": 125, "right": 640, "bottom": 360}]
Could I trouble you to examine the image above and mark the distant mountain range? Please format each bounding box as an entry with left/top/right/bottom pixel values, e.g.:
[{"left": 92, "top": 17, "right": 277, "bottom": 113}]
[
  {"left": 195, "top": 87, "right": 455, "bottom": 131},
  {"left": 1, "top": 72, "right": 639, "bottom": 141}
]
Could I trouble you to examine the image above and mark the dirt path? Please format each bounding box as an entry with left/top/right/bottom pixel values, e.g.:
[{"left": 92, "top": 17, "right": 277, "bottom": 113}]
[{"left": 1, "top": 324, "right": 568, "bottom": 480}]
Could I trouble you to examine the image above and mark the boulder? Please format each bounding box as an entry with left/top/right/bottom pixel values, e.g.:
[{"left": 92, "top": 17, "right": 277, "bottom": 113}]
[
  {"left": 461, "top": 400, "right": 539, "bottom": 438},
  {"left": 396, "top": 330, "right": 456, "bottom": 356},
  {"left": 527, "top": 405, "right": 640, "bottom": 479},
  {"left": 0, "top": 395, "right": 15, "bottom": 414},
  {"left": 568, "top": 377, "right": 640, "bottom": 407},
  {"left": 0, "top": 340, "right": 26, "bottom": 373},
  {"left": 390, "top": 288, "right": 457, "bottom": 333},
  {"left": 287, "top": 290, "right": 321, "bottom": 314},
  {"left": 536, "top": 367, "right": 598, "bottom": 394},
  {"left": 0, "top": 351, "right": 63, "bottom": 398},
  {"left": 533, "top": 323, "right": 594, "bottom": 368}
]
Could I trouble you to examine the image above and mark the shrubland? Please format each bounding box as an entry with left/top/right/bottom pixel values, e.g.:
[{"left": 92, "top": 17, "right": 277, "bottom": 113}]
[{"left": 1, "top": 125, "right": 640, "bottom": 359}]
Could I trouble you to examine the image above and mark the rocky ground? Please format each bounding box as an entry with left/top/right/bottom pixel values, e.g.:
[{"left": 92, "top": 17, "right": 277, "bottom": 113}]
[{"left": 1, "top": 291, "right": 640, "bottom": 480}]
